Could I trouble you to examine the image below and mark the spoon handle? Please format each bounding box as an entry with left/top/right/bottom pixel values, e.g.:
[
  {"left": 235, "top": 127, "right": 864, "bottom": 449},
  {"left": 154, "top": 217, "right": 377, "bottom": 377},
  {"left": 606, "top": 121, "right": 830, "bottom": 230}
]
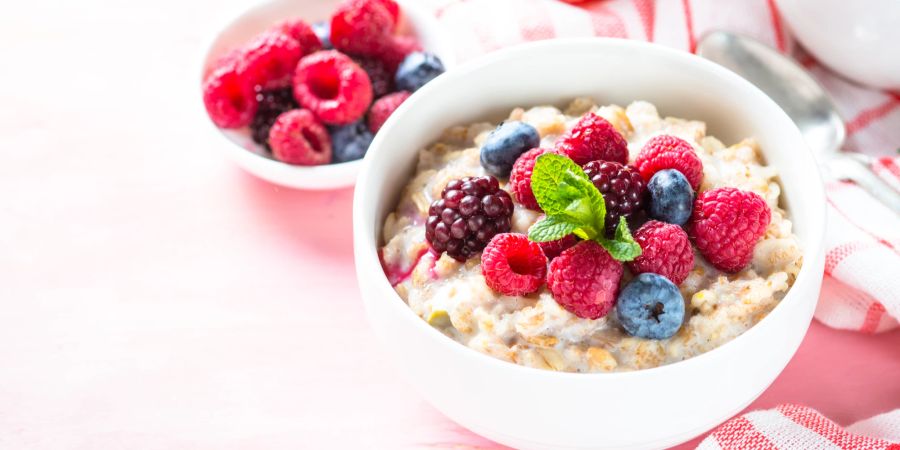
[{"left": 825, "top": 155, "right": 900, "bottom": 214}]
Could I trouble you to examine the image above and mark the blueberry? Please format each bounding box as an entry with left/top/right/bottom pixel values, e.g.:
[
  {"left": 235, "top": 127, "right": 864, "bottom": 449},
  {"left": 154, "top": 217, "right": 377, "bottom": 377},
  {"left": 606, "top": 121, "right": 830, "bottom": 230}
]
[
  {"left": 312, "top": 21, "right": 333, "bottom": 50},
  {"left": 330, "top": 120, "right": 373, "bottom": 163},
  {"left": 647, "top": 169, "right": 694, "bottom": 225},
  {"left": 617, "top": 273, "right": 685, "bottom": 339},
  {"left": 395, "top": 52, "right": 445, "bottom": 92},
  {"left": 479, "top": 121, "right": 541, "bottom": 177}
]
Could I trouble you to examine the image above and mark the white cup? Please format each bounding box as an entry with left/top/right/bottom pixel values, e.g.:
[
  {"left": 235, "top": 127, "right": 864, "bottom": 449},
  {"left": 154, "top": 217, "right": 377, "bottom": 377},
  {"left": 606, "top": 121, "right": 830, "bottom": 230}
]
[{"left": 776, "top": 0, "right": 900, "bottom": 90}]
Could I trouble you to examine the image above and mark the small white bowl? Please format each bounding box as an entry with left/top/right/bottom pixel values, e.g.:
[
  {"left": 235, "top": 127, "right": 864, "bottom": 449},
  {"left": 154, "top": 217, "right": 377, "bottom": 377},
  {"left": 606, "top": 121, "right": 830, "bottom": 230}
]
[
  {"left": 776, "top": 0, "right": 900, "bottom": 90},
  {"left": 354, "top": 39, "right": 826, "bottom": 449},
  {"left": 198, "top": 0, "right": 454, "bottom": 190}
]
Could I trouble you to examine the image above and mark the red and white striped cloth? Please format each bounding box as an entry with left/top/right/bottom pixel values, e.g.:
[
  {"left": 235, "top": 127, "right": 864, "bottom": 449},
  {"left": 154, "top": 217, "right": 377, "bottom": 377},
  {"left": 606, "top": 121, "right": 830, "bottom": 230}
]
[
  {"left": 697, "top": 404, "right": 900, "bottom": 450},
  {"left": 428, "top": 1, "right": 900, "bottom": 448},
  {"left": 431, "top": 0, "right": 900, "bottom": 333}
]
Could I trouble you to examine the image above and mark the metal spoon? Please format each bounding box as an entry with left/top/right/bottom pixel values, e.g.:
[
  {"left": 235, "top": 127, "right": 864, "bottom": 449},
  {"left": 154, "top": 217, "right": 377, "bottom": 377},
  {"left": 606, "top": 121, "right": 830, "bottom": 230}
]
[{"left": 696, "top": 31, "right": 900, "bottom": 213}]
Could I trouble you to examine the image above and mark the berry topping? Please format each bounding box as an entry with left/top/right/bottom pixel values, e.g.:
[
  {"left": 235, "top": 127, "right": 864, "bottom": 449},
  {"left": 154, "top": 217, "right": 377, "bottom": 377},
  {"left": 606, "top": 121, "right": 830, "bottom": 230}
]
[
  {"left": 555, "top": 113, "right": 628, "bottom": 165},
  {"left": 202, "top": 62, "right": 258, "bottom": 129},
  {"left": 481, "top": 233, "right": 548, "bottom": 296},
  {"left": 634, "top": 135, "right": 704, "bottom": 190},
  {"left": 538, "top": 234, "right": 578, "bottom": 260},
  {"left": 242, "top": 31, "right": 303, "bottom": 89},
  {"left": 547, "top": 241, "right": 623, "bottom": 319},
  {"left": 373, "top": 0, "right": 401, "bottom": 26},
  {"left": 688, "top": 187, "right": 771, "bottom": 273},
  {"left": 527, "top": 153, "right": 642, "bottom": 262},
  {"left": 646, "top": 169, "right": 694, "bottom": 225},
  {"left": 268, "top": 109, "right": 332, "bottom": 165},
  {"left": 293, "top": 50, "right": 373, "bottom": 125},
  {"left": 395, "top": 51, "right": 445, "bottom": 92},
  {"left": 426, "top": 176, "right": 514, "bottom": 262},
  {"left": 329, "top": 120, "right": 374, "bottom": 163},
  {"left": 367, "top": 91, "right": 411, "bottom": 133},
  {"left": 355, "top": 57, "right": 394, "bottom": 98},
  {"left": 250, "top": 87, "right": 299, "bottom": 150},
  {"left": 330, "top": 0, "right": 394, "bottom": 56},
  {"left": 276, "top": 19, "right": 323, "bottom": 55},
  {"left": 617, "top": 273, "right": 685, "bottom": 340},
  {"left": 627, "top": 221, "right": 694, "bottom": 285},
  {"left": 480, "top": 121, "right": 541, "bottom": 178},
  {"left": 509, "top": 148, "right": 553, "bottom": 211},
  {"left": 311, "top": 21, "right": 333, "bottom": 50},
  {"left": 582, "top": 160, "right": 645, "bottom": 235},
  {"left": 379, "top": 35, "right": 422, "bottom": 74}
]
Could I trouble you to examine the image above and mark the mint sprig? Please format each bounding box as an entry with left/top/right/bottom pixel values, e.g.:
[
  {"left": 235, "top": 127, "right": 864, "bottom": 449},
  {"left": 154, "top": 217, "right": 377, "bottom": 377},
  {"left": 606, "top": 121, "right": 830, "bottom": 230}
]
[{"left": 526, "top": 153, "right": 642, "bottom": 261}]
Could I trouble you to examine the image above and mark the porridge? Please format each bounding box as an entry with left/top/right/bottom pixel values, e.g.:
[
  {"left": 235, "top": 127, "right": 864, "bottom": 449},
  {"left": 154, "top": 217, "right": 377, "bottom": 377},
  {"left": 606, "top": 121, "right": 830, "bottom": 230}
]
[{"left": 379, "top": 98, "right": 802, "bottom": 372}]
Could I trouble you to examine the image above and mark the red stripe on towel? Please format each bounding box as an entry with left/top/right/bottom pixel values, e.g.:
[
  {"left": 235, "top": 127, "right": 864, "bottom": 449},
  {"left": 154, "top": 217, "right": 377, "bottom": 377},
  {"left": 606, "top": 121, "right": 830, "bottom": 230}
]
[{"left": 682, "top": 0, "right": 696, "bottom": 52}]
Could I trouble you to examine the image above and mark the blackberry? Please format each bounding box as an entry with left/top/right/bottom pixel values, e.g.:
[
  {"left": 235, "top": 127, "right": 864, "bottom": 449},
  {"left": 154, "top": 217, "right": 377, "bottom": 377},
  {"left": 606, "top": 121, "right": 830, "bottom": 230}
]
[
  {"left": 249, "top": 87, "right": 298, "bottom": 150},
  {"left": 354, "top": 57, "right": 393, "bottom": 98},
  {"left": 583, "top": 160, "right": 646, "bottom": 235},
  {"left": 426, "top": 176, "right": 514, "bottom": 262}
]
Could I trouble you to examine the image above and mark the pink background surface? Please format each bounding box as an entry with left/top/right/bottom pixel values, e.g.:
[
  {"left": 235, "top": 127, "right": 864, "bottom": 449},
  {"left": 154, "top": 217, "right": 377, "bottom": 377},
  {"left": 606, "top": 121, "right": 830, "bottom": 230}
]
[{"left": 1, "top": 1, "right": 898, "bottom": 449}]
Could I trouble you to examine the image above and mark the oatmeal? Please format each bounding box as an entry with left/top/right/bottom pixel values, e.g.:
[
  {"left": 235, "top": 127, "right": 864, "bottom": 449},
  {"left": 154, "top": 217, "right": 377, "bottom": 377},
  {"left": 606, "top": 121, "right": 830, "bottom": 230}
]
[{"left": 379, "top": 99, "right": 802, "bottom": 372}]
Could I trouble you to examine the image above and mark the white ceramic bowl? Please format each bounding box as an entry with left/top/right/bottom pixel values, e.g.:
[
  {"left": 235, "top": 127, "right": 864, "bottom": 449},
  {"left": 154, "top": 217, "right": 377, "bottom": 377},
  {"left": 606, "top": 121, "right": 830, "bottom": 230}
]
[
  {"left": 353, "top": 39, "right": 826, "bottom": 449},
  {"left": 776, "top": 0, "right": 900, "bottom": 90},
  {"left": 198, "top": 0, "right": 454, "bottom": 190}
]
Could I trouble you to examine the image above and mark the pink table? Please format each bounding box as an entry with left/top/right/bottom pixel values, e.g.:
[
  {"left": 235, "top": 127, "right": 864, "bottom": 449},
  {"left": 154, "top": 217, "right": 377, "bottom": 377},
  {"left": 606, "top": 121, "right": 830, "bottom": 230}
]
[{"left": 1, "top": 1, "right": 897, "bottom": 448}]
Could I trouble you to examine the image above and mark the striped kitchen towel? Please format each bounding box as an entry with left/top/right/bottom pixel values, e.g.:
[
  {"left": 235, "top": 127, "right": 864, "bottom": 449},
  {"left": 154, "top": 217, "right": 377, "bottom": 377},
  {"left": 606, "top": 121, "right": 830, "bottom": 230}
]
[
  {"left": 430, "top": 0, "right": 900, "bottom": 333},
  {"left": 697, "top": 404, "right": 900, "bottom": 449}
]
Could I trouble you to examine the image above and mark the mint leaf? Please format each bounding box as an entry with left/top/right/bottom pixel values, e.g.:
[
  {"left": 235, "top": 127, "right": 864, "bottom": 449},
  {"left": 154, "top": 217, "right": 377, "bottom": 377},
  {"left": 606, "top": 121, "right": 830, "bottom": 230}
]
[
  {"left": 527, "top": 153, "right": 640, "bottom": 262},
  {"left": 532, "top": 154, "right": 591, "bottom": 216},
  {"left": 598, "top": 217, "right": 642, "bottom": 261},
  {"left": 528, "top": 216, "right": 579, "bottom": 242},
  {"left": 531, "top": 153, "right": 606, "bottom": 234}
]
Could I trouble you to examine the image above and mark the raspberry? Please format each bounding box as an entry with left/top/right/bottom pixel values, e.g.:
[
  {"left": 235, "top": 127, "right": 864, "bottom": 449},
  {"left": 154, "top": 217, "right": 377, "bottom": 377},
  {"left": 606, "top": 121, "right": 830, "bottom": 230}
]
[
  {"left": 250, "top": 87, "right": 299, "bottom": 150},
  {"left": 583, "top": 161, "right": 645, "bottom": 235},
  {"left": 538, "top": 234, "right": 578, "bottom": 260},
  {"left": 555, "top": 113, "right": 628, "bottom": 165},
  {"left": 634, "top": 135, "right": 704, "bottom": 190},
  {"left": 368, "top": 91, "right": 411, "bottom": 133},
  {"left": 330, "top": 0, "right": 394, "bottom": 57},
  {"left": 426, "top": 176, "right": 514, "bottom": 262},
  {"left": 293, "top": 50, "right": 373, "bottom": 125},
  {"left": 203, "top": 48, "right": 242, "bottom": 80},
  {"left": 509, "top": 147, "right": 553, "bottom": 211},
  {"left": 379, "top": 35, "right": 422, "bottom": 74},
  {"left": 627, "top": 221, "right": 694, "bottom": 285},
  {"left": 547, "top": 241, "right": 623, "bottom": 319},
  {"left": 276, "top": 19, "right": 324, "bottom": 55},
  {"left": 481, "top": 233, "right": 548, "bottom": 296},
  {"left": 373, "top": 0, "right": 401, "bottom": 26},
  {"left": 687, "top": 187, "right": 771, "bottom": 273},
  {"left": 268, "top": 109, "right": 332, "bottom": 165},
  {"left": 242, "top": 31, "right": 303, "bottom": 89},
  {"left": 355, "top": 57, "right": 394, "bottom": 98},
  {"left": 202, "top": 61, "right": 258, "bottom": 129}
]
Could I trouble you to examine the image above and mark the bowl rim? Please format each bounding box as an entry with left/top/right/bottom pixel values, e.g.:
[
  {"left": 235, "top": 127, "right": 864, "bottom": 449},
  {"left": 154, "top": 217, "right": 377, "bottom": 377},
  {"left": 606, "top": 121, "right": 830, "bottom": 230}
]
[
  {"left": 196, "top": 0, "right": 453, "bottom": 190},
  {"left": 354, "top": 37, "right": 827, "bottom": 380}
]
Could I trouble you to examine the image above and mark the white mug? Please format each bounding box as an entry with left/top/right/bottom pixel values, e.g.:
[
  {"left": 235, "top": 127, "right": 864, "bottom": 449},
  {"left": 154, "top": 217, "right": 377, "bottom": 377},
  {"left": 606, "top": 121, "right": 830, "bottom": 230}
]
[{"left": 776, "top": 0, "right": 900, "bottom": 90}]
